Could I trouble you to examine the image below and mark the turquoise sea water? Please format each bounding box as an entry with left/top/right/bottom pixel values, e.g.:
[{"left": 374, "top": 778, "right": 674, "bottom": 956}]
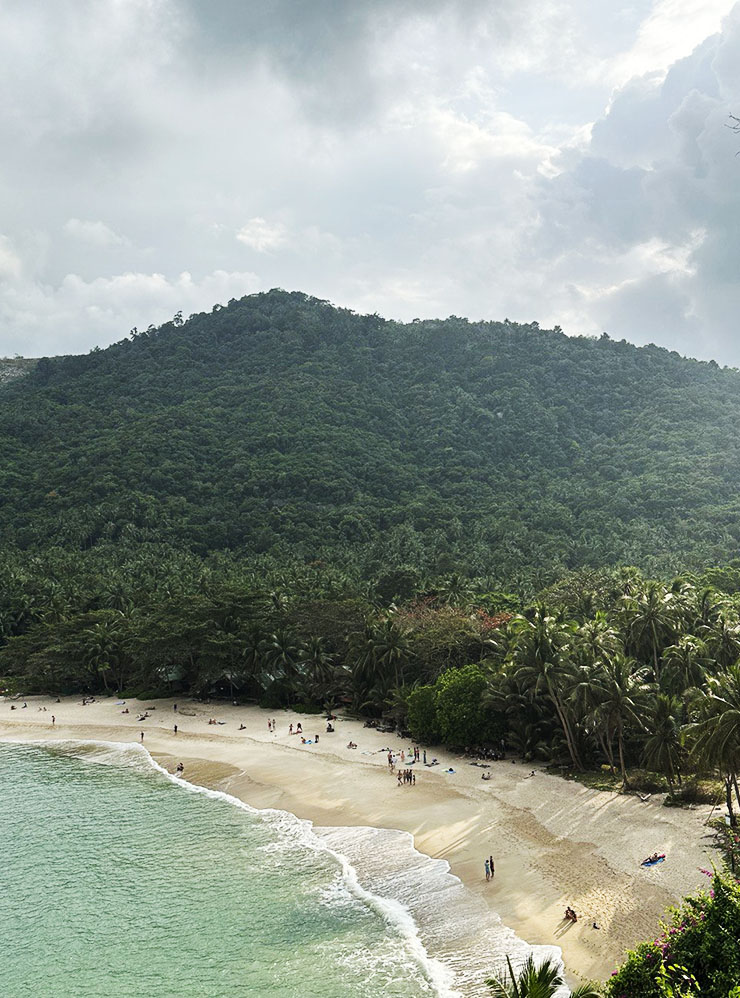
[{"left": 0, "top": 741, "right": 566, "bottom": 998}]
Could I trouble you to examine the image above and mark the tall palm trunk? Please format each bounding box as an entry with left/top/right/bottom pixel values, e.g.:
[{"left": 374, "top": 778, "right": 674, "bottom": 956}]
[
  {"left": 598, "top": 729, "right": 616, "bottom": 775},
  {"left": 651, "top": 623, "right": 660, "bottom": 679},
  {"left": 726, "top": 774, "right": 737, "bottom": 827},
  {"left": 551, "top": 686, "right": 583, "bottom": 770},
  {"left": 617, "top": 718, "right": 629, "bottom": 788}
]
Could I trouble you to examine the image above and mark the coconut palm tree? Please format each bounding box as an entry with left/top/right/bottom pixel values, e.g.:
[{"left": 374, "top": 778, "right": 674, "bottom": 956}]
[
  {"left": 642, "top": 693, "right": 684, "bottom": 787},
  {"left": 661, "top": 635, "right": 709, "bottom": 699},
  {"left": 369, "top": 617, "right": 411, "bottom": 689},
  {"left": 619, "top": 581, "right": 678, "bottom": 679},
  {"left": 591, "top": 653, "right": 651, "bottom": 788},
  {"left": 486, "top": 954, "right": 599, "bottom": 998},
  {"left": 510, "top": 607, "right": 583, "bottom": 769},
  {"left": 297, "top": 635, "right": 336, "bottom": 700},
  {"left": 689, "top": 665, "right": 740, "bottom": 825},
  {"left": 702, "top": 614, "right": 740, "bottom": 670}
]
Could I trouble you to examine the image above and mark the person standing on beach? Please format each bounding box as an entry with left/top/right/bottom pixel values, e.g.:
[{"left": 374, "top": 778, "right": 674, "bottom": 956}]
[
  {"left": 173, "top": 703, "right": 178, "bottom": 713},
  {"left": 174, "top": 724, "right": 178, "bottom": 735},
  {"left": 489, "top": 855, "right": 494, "bottom": 878},
  {"left": 140, "top": 731, "right": 144, "bottom": 742},
  {"left": 51, "top": 715, "right": 55, "bottom": 726},
  {"left": 484, "top": 859, "right": 490, "bottom": 882},
  {"left": 423, "top": 750, "right": 427, "bottom": 764}
]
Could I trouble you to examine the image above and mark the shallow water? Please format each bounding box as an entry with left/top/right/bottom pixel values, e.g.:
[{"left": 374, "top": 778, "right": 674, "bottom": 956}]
[{"left": 0, "top": 740, "right": 566, "bottom": 997}]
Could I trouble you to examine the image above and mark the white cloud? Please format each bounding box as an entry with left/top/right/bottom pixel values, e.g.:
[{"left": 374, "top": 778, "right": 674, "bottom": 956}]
[
  {"left": 0, "top": 235, "right": 22, "bottom": 280},
  {"left": 610, "top": 0, "right": 737, "bottom": 84},
  {"left": 236, "top": 218, "right": 288, "bottom": 253},
  {"left": 0, "top": 0, "right": 740, "bottom": 363},
  {"left": 0, "top": 269, "right": 261, "bottom": 356},
  {"left": 65, "top": 218, "right": 129, "bottom": 247}
]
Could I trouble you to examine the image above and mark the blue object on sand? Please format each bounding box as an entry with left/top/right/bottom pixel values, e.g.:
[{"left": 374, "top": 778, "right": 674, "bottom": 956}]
[{"left": 641, "top": 855, "right": 666, "bottom": 866}]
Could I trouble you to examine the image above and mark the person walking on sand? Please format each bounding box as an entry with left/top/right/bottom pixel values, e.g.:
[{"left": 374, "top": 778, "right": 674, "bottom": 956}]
[
  {"left": 140, "top": 731, "right": 144, "bottom": 742},
  {"left": 173, "top": 703, "right": 178, "bottom": 712},
  {"left": 485, "top": 859, "right": 491, "bottom": 882},
  {"left": 489, "top": 855, "right": 494, "bottom": 878},
  {"left": 174, "top": 724, "right": 178, "bottom": 735},
  {"left": 51, "top": 715, "right": 55, "bottom": 726}
]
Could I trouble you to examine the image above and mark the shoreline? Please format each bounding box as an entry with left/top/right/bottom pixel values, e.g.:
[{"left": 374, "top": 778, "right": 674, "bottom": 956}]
[{"left": 0, "top": 695, "right": 719, "bottom": 986}]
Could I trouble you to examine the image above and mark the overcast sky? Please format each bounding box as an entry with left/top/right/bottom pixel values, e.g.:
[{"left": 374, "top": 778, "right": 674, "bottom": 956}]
[{"left": 2, "top": 0, "right": 740, "bottom": 363}]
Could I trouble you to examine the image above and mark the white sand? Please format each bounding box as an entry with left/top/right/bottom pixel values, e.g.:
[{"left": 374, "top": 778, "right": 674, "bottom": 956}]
[{"left": 0, "top": 695, "right": 720, "bottom": 985}]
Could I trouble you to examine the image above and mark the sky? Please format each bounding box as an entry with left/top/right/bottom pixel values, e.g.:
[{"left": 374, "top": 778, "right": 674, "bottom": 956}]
[{"left": 2, "top": 0, "right": 740, "bottom": 363}]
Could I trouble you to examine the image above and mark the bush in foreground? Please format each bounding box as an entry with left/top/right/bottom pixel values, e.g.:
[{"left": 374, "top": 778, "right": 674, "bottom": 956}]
[{"left": 606, "top": 871, "right": 740, "bottom": 997}]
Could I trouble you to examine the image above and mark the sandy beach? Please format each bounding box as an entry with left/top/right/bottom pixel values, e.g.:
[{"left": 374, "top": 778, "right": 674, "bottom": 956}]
[{"left": 0, "top": 695, "right": 720, "bottom": 986}]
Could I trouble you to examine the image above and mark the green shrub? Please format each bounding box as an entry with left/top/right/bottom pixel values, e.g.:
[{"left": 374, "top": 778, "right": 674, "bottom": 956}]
[
  {"left": 606, "top": 872, "right": 740, "bottom": 998},
  {"left": 434, "top": 664, "right": 503, "bottom": 748},
  {"left": 407, "top": 685, "right": 440, "bottom": 743}
]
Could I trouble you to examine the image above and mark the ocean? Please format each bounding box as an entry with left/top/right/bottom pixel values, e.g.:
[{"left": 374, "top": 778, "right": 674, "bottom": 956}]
[{"left": 0, "top": 740, "right": 566, "bottom": 997}]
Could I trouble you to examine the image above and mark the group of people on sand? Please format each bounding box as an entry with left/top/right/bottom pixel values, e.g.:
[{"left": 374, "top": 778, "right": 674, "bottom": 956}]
[
  {"left": 484, "top": 855, "right": 495, "bottom": 881},
  {"left": 397, "top": 769, "right": 416, "bottom": 786},
  {"left": 387, "top": 746, "right": 424, "bottom": 772}
]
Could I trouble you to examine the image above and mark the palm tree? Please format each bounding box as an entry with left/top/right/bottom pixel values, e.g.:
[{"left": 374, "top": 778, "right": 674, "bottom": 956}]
[
  {"left": 263, "top": 628, "right": 301, "bottom": 694},
  {"left": 369, "top": 617, "right": 411, "bottom": 689},
  {"left": 510, "top": 607, "right": 583, "bottom": 769},
  {"left": 619, "top": 582, "right": 677, "bottom": 679},
  {"left": 486, "top": 954, "right": 599, "bottom": 998},
  {"left": 591, "top": 654, "right": 651, "bottom": 788},
  {"left": 297, "top": 636, "right": 336, "bottom": 701},
  {"left": 242, "top": 624, "right": 268, "bottom": 689},
  {"left": 661, "top": 635, "right": 709, "bottom": 699},
  {"left": 691, "top": 586, "right": 726, "bottom": 630},
  {"left": 702, "top": 614, "right": 740, "bottom": 670},
  {"left": 642, "top": 693, "right": 684, "bottom": 787},
  {"left": 689, "top": 665, "right": 740, "bottom": 825}
]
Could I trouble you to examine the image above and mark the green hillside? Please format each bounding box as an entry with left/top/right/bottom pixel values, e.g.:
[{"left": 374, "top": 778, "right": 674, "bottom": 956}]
[{"left": 2, "top": 288, "right": 740, "bottom": 585}]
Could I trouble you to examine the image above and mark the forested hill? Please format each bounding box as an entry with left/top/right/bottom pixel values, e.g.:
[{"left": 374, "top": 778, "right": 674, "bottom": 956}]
[{"left": 3, "top": 289, "right": 740, "bottom": 586}]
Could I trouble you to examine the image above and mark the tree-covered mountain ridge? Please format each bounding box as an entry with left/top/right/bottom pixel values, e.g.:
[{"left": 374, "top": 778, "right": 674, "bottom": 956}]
[{"left": 3, "top": 288, "right": 740, "bottom": 585}]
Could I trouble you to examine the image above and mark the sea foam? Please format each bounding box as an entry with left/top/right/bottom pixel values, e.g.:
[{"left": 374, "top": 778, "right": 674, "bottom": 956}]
[{"left": 20, "top": 738, "right": 570, "bottom": 997}]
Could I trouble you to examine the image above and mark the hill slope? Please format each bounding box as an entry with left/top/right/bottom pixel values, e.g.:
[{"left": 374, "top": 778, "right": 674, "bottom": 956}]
[{"left": 2, "top": 289, "right": 739, "bottom": 584}]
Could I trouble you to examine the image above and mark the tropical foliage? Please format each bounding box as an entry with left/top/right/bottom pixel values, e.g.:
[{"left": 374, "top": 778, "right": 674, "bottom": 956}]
[
  {"left": 605, "top": 870, "right": 740, "bottom": 998},
  {"left": 3, "top": 290, "right": 740, "bottom": 586},
  {"left": 486, "top": 954, "right": 599, "bottom": 998}
]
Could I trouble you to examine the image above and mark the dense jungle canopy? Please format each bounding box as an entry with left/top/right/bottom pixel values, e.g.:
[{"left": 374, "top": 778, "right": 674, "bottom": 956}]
[{"left": 2, "top": 288, "right": 740, "bottom": 587}]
